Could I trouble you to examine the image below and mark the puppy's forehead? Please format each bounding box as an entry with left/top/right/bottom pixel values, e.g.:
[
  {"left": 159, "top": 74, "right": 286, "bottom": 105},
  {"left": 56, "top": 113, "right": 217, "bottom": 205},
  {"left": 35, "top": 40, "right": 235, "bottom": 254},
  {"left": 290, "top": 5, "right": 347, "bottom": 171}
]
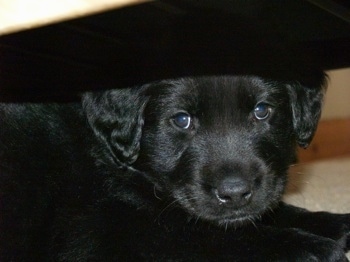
[
  {"left": 153, "top": 76, "right": 277, "bottom": 115},
  {"left": 194, "top": 76, "right": 269, "bottom": 110}
]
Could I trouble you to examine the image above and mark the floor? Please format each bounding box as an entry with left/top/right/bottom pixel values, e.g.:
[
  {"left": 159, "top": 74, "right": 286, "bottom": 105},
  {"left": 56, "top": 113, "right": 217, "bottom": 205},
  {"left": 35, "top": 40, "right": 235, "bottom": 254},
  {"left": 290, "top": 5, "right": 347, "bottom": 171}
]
[{"left": 284, "top": 156, "right": 350, "bottom": 258}]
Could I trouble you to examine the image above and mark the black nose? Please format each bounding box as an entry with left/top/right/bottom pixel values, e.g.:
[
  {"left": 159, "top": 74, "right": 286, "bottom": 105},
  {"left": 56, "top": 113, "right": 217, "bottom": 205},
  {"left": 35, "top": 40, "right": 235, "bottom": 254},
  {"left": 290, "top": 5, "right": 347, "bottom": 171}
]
[{"left": 215, "top": 177, "right": 253, "bottom": 207}]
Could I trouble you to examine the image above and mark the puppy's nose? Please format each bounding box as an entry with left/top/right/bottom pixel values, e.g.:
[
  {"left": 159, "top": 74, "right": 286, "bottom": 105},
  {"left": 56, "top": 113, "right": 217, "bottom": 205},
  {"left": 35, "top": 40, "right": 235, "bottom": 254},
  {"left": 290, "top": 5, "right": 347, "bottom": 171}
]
[{"left": 215, "top": 177, "right": 253, "bottom": 207}]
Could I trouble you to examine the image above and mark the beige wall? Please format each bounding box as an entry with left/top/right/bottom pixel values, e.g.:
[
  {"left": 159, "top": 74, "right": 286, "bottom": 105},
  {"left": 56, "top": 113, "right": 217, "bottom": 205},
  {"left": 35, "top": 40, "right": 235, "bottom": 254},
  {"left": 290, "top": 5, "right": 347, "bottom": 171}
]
[{"left": 322, "top": 68, "right": 350, "bottom": 120}]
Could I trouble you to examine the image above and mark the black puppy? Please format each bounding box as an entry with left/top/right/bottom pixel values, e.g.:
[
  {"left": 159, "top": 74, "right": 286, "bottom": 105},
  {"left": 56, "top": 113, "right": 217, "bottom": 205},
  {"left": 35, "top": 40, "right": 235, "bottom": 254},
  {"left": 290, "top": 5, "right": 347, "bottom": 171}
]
[{"left": 0, "top": 76, "right": 349, "bottom": 261}]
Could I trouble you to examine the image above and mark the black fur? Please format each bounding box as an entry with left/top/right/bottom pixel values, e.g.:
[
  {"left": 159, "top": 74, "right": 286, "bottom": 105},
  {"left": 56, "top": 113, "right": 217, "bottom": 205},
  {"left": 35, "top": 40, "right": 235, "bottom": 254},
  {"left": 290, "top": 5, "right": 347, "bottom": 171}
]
[{"left": 0, "top": 76, "right": 349, "bottom": 261}]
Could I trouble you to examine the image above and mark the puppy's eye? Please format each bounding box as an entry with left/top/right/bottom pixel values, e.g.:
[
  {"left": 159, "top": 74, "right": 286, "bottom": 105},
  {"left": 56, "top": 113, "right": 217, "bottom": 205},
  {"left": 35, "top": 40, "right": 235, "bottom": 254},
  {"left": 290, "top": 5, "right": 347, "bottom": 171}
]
[
  {"left": 172, "top": 112, "right": 192, "bottom": 129},
  {"left": 254, "top": 102, "right": 272, "bottom": 120}
]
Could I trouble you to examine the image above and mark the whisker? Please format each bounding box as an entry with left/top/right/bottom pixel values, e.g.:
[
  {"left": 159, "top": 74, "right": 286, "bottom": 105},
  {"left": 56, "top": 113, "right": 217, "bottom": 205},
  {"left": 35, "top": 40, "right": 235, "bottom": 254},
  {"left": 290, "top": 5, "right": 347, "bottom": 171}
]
[
  {"left": 157, "top": 199, "right": 181, "bottom": 219},
  {"left": 153, "top": 185, "right": 162, "bottom": 200},
  {"left": 248, "top": 216, "right": 259, "bottom": 231},
  {"left": 156, "top": 196, "right": 198, "bottom": 222}
]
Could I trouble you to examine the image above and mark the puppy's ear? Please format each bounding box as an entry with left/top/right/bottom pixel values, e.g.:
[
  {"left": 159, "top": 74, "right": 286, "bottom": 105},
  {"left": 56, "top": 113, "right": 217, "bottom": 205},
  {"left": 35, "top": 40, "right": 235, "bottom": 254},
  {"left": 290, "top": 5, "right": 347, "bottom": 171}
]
[
  {"left": 287, "top": 74, "right": 327, "bottom": 148},
  {"left": 82, "top": 88, "right": 148, "bottom": 166}
]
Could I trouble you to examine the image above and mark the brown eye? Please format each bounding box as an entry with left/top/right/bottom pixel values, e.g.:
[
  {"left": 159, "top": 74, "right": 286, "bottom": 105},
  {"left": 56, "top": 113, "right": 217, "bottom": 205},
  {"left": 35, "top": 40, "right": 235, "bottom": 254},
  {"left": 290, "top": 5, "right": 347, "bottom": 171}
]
[{"left": 254, "top": 102, "right": 272, "bottom": 120}]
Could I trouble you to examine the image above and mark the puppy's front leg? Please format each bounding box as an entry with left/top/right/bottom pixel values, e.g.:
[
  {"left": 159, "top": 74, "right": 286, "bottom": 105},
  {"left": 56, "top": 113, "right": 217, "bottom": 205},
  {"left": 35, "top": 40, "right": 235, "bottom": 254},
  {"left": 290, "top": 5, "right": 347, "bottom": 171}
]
[
  {"left": 56, "top": 207, "right": 349, "bottom": 262},
  {"left": 263, "top": 202, "right": 350, "bottom": 251},
  {"left": 230, "top": 225, "right": 348, "bottom": 262}
]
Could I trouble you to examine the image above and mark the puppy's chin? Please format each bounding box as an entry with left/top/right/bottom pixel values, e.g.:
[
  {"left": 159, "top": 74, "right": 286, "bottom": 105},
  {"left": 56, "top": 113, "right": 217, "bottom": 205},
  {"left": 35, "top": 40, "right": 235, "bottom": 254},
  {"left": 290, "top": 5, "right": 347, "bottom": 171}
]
[
  {"left": 198, "top": 210, "right": 263, "bottom": 227},
  {"left": 192, "top": 206, "right": 267, "bottom": 227},
  {"left": 195, "top": 204, "right": 276, "bottom": 228},
  {"left": 216, "top": 215, "right": 259, "bottom": 228}
]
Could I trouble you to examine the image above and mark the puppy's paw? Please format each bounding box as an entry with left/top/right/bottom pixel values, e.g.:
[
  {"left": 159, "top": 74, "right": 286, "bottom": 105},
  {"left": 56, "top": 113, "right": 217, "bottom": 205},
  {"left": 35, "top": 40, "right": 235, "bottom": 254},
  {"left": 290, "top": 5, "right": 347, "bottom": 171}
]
[
  {"left": 311, "top": 212, "right": 350, "bottom": 251},
  {"left": 281, "top": 229, "right": 348, "bottom": 262},
  {"left": 341, "top": 215, "right": 350, "bottom": 252},
  {"left": 271, "top": 205, "right": 350, "bottom": 252},
  {"left": 301, "top": 236, "right": 348, "bottom": 262}
]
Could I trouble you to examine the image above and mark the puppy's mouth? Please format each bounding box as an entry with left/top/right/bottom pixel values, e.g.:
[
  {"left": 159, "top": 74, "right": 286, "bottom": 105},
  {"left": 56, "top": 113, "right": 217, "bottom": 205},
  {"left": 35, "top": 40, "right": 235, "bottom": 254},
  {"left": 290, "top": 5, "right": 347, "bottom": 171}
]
[
  {"left": 197, "top": 203, "right": 266, "bottom": 226},
  {"left": 216, "top": 214, "right": 260, "bottom": 227}
]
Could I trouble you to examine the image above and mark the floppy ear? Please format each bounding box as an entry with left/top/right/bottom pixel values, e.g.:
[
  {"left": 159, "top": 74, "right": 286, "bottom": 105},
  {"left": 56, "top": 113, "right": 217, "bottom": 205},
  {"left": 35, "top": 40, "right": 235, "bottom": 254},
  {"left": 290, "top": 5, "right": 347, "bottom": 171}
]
[
  {"left": 287, "top": 75, "right": 327, "bottom": 148},
  {"left": 82, "top": 88, "right": 148, "bottom": 167}
]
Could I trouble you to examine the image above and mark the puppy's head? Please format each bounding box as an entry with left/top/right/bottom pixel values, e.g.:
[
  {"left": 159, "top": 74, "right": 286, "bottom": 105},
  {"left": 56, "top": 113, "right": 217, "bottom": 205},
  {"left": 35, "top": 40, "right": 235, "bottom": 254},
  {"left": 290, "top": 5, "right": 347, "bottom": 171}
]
[{"left": 83, "top": 75, "right": 326, "bottom": 225}]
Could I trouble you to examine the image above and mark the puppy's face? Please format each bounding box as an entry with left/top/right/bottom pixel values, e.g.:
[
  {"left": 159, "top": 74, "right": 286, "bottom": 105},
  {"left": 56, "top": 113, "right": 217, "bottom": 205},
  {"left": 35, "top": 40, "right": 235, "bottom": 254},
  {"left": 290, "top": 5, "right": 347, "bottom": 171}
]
[
  {"left": 84, "top": 75, "right": 325, "bottom": 225},
  {"left": 135, "top": 77, "right": 298, "bottom": 225}
]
